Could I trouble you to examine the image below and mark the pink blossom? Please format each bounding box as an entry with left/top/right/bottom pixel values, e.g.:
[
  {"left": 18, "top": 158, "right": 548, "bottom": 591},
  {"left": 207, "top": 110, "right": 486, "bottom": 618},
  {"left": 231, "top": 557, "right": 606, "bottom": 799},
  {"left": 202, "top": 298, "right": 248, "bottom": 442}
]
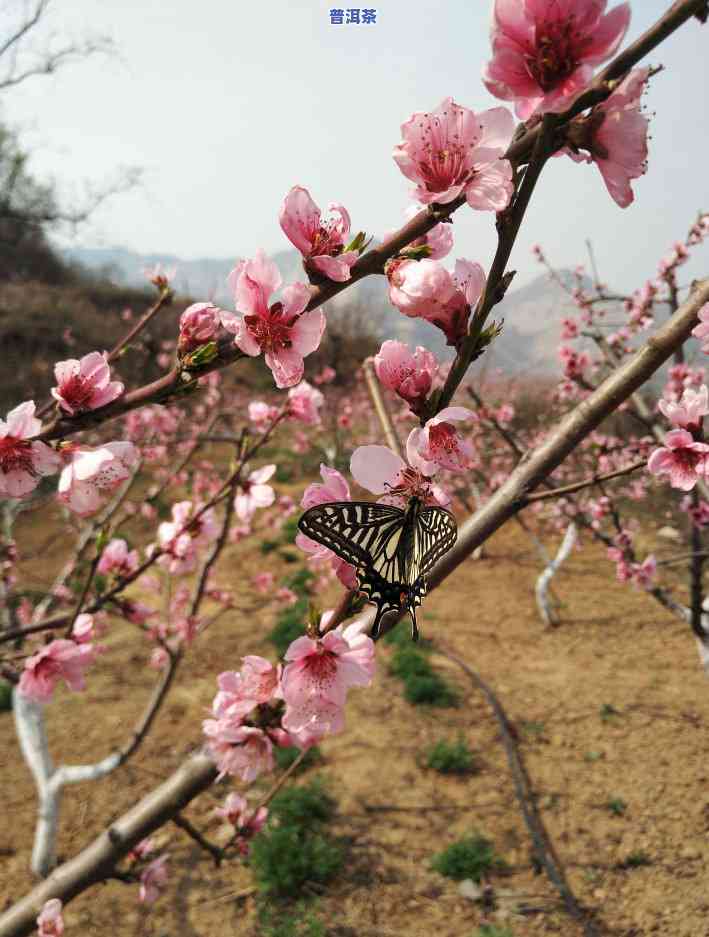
[
  {"left": 387, "top": 205, "right": 454, "bottom": 260},
  {"left": 647, "top": 429, "right": 709, "bottom": 491},
  {"left": 51, "top": 351, "right": 124, "bottom": 416},
  {"left": 288, "top": 381, "right": 324, "bottom": 425},
  {"left": 178, "top": 302, "right": 221, "bottom": 352},
  {"left": 36, "top": 899, "right": 64, "bottom": 937},
  {"left": 215, "top": 792, "right": 268, "bottom": 846},
  {"left": 144, "top": 262, "right": 177, "bottom": 288},
  {"left": 239, "top": 655, "right": 280, "bottom": 704},
  {"left": 57, "top": 442, "right": 138, "bottom": 517},
  {"left": 314, "top": 365, "right": 336, "bottom": 385},
  {"left": 71, "top": 613, "right": 98, "bottom": 643},
  {"left": 123, "top": 600, "right": 155, "bottom": 625},
  {"left": 658, "top": 241, "right": 689, "bottom": 277},
  {"left": 566, "top": 67, "right": 649, "bottom": 208},
  {"left": 248, "top": 401, "right": 281, "bottom": 429},
  {"left": 407, "top": 407, "right": 475, "bottom": 473},
  {"left": 558, "top": 345, "right": 590, "bottom": 380},
  {"left": 156, "top": 500, "right": 219, "bottom": 574},
  {"left": 221, "top": 250, "right": 325, "bottom": 388},
  {"left": 253, "top": 571, "right": 276, "bottom": 593},
  {"left": 129, "top": 838, "right": 156, "bottom": 861},
  {"left": 561, "top": 317, "right": 579, "bottom": 340},
  {"left": 235, "top": 464, "right": 276, "bottom": 521},
  {"left": 281, "top": 622, "right": 375, "bottom": 741},
  {"left": 279, "top": 186, "right": 359, "bottom": 282},
  {"left": 394, "top": 98, "right": 515, "bottom": 211},
  {"left": 427, "top": 259, "right": 486, "bottom": 346},
  {"left": 692, "top": 303, "right": 709, "bottom": 354},
  {"left": 98, "top": 538, "right": 139, "bottom": 576},
  {"left": 301, "top": 464, "right": 351, "bottom": 509},
  {"left": 0, "top": 401, "right": 60, "bottom": 498},
  {"left": 630, "top": 554, "right": 656, "bottom": 590},
  {"left": 211, "top": 658, "right": 280, "bottom": 724},
  {"left": 374, "top": 341, "right": 438, "bottom": 412},
  {"left": 483, "top": 0, "right": 631, "bottom": 120},
  {"left": 350, "top": 444, "right": 450, "bottom": 507},
  {"left": 139, "top": 854, "right": 169, "bottom": 904},
  {"left": 658, "top": 385, "right": 709, "bottom": 432},
  {"left": 387, "top": 258, "right": 456, "bottom": 318},
  {"left": 387, "top": 257, "right": 486, "bottom": 346},
  {"left": 203, "top": 722, "right": 274, "bottom": 781},
  {"left": 277, "top": 586, "right": 298, "bottom": 605},
  {"left": 19, "top": 639, "right": 96, "bottom": 703}
]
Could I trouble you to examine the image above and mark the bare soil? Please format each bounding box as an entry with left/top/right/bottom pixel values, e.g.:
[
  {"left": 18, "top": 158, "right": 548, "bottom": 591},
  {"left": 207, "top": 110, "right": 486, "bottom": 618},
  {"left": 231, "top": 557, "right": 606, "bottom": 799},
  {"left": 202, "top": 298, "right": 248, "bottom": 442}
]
[{"left": 2, "top": 521, "right": 709, "bottom": 937}]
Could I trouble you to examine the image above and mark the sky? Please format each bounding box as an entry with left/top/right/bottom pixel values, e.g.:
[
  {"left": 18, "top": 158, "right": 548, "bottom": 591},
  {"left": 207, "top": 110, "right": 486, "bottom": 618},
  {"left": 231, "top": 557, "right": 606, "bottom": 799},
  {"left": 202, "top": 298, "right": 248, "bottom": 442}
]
[{"left": 2, "top": 0, "right": 708, "bottom": 293}]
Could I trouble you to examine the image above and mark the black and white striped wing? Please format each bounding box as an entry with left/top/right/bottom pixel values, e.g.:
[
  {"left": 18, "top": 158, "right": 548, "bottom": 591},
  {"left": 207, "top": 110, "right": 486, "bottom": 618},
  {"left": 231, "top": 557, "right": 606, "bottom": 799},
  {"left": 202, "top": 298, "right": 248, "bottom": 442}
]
[
  {"left": 416, "top": 507, "right": 458, "bottom": 577},
  {"left": 297, "top": 501, "right": 405, "bottom": 572}
]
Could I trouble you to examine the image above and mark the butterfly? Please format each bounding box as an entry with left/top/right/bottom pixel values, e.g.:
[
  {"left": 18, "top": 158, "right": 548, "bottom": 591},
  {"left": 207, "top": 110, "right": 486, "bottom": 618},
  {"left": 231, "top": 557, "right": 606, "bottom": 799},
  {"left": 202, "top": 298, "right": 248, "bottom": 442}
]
[{"left": 297, "top": 496, "right": 457, "bottom": 641}]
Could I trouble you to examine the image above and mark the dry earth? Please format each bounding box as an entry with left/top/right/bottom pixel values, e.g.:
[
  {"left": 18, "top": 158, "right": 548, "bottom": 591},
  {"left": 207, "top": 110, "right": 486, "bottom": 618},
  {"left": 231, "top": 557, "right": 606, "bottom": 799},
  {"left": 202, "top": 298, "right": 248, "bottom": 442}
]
[{"left": 2, "top": 520, "right": 709, "bottom": 937}]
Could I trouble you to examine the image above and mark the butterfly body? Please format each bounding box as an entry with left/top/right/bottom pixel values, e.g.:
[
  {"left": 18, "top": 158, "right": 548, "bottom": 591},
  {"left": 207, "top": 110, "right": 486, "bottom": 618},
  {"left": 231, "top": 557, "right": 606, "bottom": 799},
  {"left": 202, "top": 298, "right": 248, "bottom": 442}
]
[{"left": 298, "top": 496, "right": 457, "bottom": 641}]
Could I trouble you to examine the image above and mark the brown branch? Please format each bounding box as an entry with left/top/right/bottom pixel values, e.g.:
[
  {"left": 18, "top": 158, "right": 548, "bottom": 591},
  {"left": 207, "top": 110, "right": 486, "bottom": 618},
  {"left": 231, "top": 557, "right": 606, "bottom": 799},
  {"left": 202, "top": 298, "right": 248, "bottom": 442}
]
[
  {"left": 434, "top": 643, "right": 603, "bottom": 937},
  {"left": 0, "top": 752, "right": 218, "bottom": 937},
  {"left": 524, "top": 459, "right": 647, "bottom": 502},
  {"left": 105, "top": 288, "right": 173, "bottom": 363},
  {"left": 172, "top": 813, "right": 223, "bottom": 867},
  {"left": 362, "top": 359, "right": 403, "bottom": 458}
]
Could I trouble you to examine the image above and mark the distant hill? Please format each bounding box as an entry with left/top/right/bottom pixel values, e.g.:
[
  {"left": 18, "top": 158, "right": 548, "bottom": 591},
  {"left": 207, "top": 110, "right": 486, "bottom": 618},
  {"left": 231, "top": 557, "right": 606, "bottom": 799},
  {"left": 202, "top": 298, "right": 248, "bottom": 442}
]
[{"left": 62, "top": 245, "right": 592, "bottom": 376}]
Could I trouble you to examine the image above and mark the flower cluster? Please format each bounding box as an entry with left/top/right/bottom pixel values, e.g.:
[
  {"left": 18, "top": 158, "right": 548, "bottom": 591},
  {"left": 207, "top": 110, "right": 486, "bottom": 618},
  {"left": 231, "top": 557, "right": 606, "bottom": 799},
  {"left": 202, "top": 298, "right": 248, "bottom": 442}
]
[
  {"left": 649, "top": 385, "right": 709, "bottom": 491},
  {"left": 203, "top": 632, "right": 375, "bottom": 780}
]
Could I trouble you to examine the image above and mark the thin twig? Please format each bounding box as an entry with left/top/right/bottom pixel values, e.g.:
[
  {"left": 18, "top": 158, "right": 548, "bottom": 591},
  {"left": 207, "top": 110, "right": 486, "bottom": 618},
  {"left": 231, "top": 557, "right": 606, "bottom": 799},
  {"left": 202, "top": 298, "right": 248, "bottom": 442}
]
[
  {"left": 172, "top": 813, "right": 223, "bottom": 866},
  {"left": 524, "top": 459, "right": 647, "bottom": 502}
]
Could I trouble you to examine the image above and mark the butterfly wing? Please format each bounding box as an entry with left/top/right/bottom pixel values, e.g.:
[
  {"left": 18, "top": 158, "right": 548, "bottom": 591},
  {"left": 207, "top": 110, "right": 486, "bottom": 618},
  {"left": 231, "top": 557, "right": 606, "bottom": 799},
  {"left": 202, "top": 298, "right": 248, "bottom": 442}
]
[
  {"left": 298, "top": 501, "right": 405, "bottom": 570},
  {"left": 297, "top": 500, "right": 458, "bottom": 642},
  {"left": 298, "top": 501, "right": 411, "bottom": 638},
  {"left": 417, "top": 506, "right": 458, "bottom": 577}
]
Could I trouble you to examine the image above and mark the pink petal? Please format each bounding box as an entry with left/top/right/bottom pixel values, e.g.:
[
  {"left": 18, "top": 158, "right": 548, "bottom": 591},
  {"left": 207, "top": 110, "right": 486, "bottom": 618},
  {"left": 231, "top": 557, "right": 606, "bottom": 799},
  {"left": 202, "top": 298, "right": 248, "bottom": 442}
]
[
  {"left": 265, "top": 347, "right": 304, "bottom": 389},
  {"left": 290, "top": 309, "right": 326, "bottom": 357},
  {"left": 350, "top": 445, "right": 406, "bottom": 494},
  {"left": 279, "top": 186, "right": 321, "bottom": 254}
]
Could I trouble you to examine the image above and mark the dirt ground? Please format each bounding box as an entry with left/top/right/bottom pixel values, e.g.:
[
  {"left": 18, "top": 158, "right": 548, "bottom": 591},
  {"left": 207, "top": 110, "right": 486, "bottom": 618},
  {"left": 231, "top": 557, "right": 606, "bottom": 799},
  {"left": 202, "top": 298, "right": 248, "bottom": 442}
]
[{"left": 2, "top": 520, "right": 709, "bottom": 937}]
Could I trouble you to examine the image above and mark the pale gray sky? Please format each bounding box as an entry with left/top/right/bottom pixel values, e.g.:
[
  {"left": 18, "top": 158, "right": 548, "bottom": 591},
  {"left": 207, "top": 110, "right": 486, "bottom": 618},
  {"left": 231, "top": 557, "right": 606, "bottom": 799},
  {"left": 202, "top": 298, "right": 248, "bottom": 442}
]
[{"left": 2, "top": 0, "right": 708, "bottom": 291}]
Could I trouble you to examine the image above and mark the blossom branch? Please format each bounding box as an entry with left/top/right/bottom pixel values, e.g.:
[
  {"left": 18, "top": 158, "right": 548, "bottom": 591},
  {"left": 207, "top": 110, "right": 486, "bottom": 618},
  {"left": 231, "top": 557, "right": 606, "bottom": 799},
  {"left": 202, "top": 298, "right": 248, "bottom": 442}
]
[
  {"left": 524, "top": 459, "right": 647, "bottom": 502},
  {"left": 0, "top": 751, "right": 218, "bottom": 937}
]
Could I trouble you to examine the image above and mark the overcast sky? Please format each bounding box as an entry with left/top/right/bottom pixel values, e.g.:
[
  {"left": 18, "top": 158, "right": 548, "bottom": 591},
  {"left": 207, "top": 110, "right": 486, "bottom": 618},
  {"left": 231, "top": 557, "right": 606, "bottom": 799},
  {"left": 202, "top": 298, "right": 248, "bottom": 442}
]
[{"left": 2, "top": 0, "right": 708, "bottom": 292}]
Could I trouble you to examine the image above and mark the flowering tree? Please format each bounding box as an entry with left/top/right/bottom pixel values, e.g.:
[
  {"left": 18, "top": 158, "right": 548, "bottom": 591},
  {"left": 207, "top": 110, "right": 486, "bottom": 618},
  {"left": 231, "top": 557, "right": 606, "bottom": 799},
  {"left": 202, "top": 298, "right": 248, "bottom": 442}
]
[{"left": 2, "top": 2, "right": 709, "bottom": 935}]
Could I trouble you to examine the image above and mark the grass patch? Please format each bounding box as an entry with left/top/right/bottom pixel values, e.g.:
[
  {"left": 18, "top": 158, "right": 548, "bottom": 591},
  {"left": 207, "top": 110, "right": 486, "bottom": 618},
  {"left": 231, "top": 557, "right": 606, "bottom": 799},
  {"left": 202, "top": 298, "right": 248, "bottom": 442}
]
[
  {"left": 273, "top": 745, "right": 323, "bottom": 775},
  {"left": 599, "top": 703, "right": 622, "bottom": 722},
  {"left": 431, "top": 832, "right": 505, "bottom": 882},
  {"left": 258, "top": 902, "right": 325, "bottom": 937},
  {"left": 281, "top": 516, "right": 300, "bottom": 544},
  {"left": 474, "top": 927, "right": 515, "bottom": 937},
  {"left": 268, "top": 598, "right": 309, "bottom": 657},
  {"left": 606, "top": 797, "right": 627, "bottom": 817},
  {"left": 425, "top": 737, "right": 478, "bottom": 775},
  {"left": 616, "top": 850, "right": 652, "bottom": 869},
  {"left": 0, "top": 679, "right": 12, "bottom": 712},
  {"left": 267, "top": 778, "right": 336, "bottom": 828},
  {"left": 285, "top": 567, "right": 315, "bottom": 596},
  {"left": 250, "top": 779, "right": 343, "bottom": 900},
  {"left": 388, "top": 645, "right": 458, "bottom": 707}
]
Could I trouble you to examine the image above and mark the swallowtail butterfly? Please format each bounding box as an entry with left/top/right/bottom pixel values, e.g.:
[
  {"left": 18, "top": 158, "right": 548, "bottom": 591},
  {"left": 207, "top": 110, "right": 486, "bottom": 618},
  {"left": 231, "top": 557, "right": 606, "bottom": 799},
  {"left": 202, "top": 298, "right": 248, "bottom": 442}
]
[{"left": 297, "top": 497, "right": 457, "bottom": 640}]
